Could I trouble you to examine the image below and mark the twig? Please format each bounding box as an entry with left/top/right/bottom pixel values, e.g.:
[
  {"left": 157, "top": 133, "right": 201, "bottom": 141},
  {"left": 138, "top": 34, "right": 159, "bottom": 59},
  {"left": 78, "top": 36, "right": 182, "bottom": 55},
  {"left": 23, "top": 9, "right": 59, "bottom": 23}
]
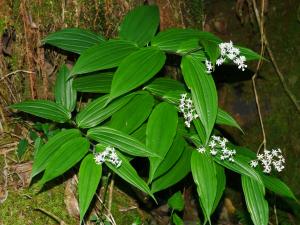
[
  {"left": 35, "top": 207, "right": 66, "bottom": 224},
  {"left": 95, "top": 193, "right": 117, "bottom": 225},
  {"left": 108, "top": 173, "right": 114, "bottom": 212},
  {"left": 0, "top": 70, "right": 34, "bottom": 82},
  {"left": 0, "top": 154, "right": 9, "bottom": 204},
  {"left": 251, "top": 0, "right": 300, "bottom": 113},
  {"left": 250, "top": 0, "right": 267, "bottom": 152}
]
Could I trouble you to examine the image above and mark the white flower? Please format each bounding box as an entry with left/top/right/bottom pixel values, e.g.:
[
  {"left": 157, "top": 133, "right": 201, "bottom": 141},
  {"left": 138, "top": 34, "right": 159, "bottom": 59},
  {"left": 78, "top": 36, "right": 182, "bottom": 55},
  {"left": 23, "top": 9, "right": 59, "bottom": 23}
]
[
  {"left": 205, "top": 59, "right": 213, "bottom": 73},
  {"left": 250, "top": 160, "right": 258, "bottom": 168},
  {"left": 209, "top": 140, "right": 217, "bottom": 148},
  {"left": 197, "top": 146, "right": 206, "bottom": 153},
  {"left": 94, "top": 146, "right": 122, "bottom": 168},
  {"left": 179, "top": 93, "right": 199, "bottom": 128},
  {"left": 216, "top": 57, "right": 225, "bottom": 66},
  {"left": 210, "top": 149, "right": 218, "bottom": 156}
]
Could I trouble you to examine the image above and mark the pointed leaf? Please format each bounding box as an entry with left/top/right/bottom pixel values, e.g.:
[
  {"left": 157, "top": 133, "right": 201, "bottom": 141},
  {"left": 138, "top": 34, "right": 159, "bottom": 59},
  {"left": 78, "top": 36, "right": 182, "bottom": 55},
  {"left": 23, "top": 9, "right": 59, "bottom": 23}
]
[
  {"left": 191, "top": 151, "right": 217, "bottom": 222},
  {"left": 212, "top": 165, "right": 226, "bottom": 213},
  {"left": 181, "top": 56, "right": 218, "bottom": 143},
  {"left": 168, "top": 191, "right": 185, "bottom": 211},
  {"left": 42, "top": 28, "right": 105, "bottom": 54},
  {"left": 147, "top": 102, "right": 178, "bottom": 182},
  {"left": 162, "top": 90, "right": 184, "bottom": 105},
  {"left": 216, "top": 108, "right": 243, "bottom": 132},
  {"left": 131, "top": 123, "right": 147, "bottom": 143},
  {"left": 153, "top": 134, "right": 185, "bottom": 179},
  {"left": 40, "top": 137, "right": 90, "bottom": 184},
  {"left": 241, "top": 175, "right": 269, "bottom": 225},
  {"left": 31, "top": 129, "right": 81, "bottom": 178},
  {"left": 87, "top": 126, "right": 158, "bottom": 158},
  {"left": 105, "top": 151, "right": 154, "bottom": 200},
  {"left": 78, "top": 154, "right": 102, "bottom": 223},
  {"left": 71, "top": 39, "right": 139, "bottom": 75},
  {"left": 200, "top": 39, "right": 220, "bottom": 64},
  {"left": 151, "top": 146, "right": 192, "bottom": 193},
  {"left": 238, "top": 46, "right": 264, "bottom": 61},
  {"left": 144, "top": 77, "right": 185, "bottom": 97},
  {"left": 151, "top": 28, "right": 221, "bottom": 53},
  {"left": 119, "top": 5, "right": 159, "bottom": 46},
  {"left": 73, "top": 72, "right": 113, "bottom": 93},
  {"left": 172, "top": 213, "right": 184, "bottom": 225},
  {"left": 109, "top": 47, "right": 166, "bottom": 100},
  {"left": 109, "top": 92, "right": 154, "bottom": 134},
  {"left": 55, "top": 64, "right": 77, "bottom": 112},
  {"left": 76, "top": 93, "right": 134, "bottom": 128},
  {"left": 10, "top": 100, "right": 71, "bottom": 123},
  {"left": 16, "top": 139, "right": 28, "bottom": 159}
]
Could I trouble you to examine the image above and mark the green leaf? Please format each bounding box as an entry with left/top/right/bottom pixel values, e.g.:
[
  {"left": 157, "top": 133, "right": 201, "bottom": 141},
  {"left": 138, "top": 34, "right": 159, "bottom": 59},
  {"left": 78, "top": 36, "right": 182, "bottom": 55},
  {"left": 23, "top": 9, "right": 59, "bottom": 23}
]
[
  {"left": 76, "top": 93, "right": 134, "bottom": 128},
  {"left": 153, "top": 133, "right": 185, "bottom": 179},
  {"left": 31, "top": 129, "right": 81, "bottom": 178},
  {"left": 214, "top": 154, "right": 263, "bottom": 185},
  {"left": 16, "top": 139, "right": 28, "bottom": 159},
  {"left": 238, "top": 46, "right": 263, "bottom": 61},
  {"left": 177, "top": 39, "right": 207, "bottom": 61},
  {"left": 42, "top": 28, "right": 105, "bottom": 54},
  {"left": 216, "top": 108, "right": 243, "bottom": 132},
  {"left": 71, "top": 39, "right": 139, "bottom": 75},
  {"left": 172, "top": 213, "right": 184, "bottom": 225},
  {"left": 144, "top": 78, "right": 185, "bottom": 97},
  {"left": 73, "top": 72, "right": 113, "bottom": 93},
  {"left": 109, "top": 47, "right": 166, "bottom": 101},
  {"left": 147, "top": 102, "right": 178, "bottom": 182},
  {"left": 151, "top": 28, "right": 221, "bottom": 53},
  {"left": 119, "top": 5, "right": 159, "bottom": 46},
  {"left": 109, "top": 92, "right": 154, "bottom": 134},
  {"left": 87, "top": 126, "right": 158, "bottom": 158},
  {"left": 200, "top": 40, "right": 220, "bottom": 64},
  {"left": 212, "top": 164, "right": 226, "bottom": 213},
  {"left": 40, "top": 137, "right": 90, "bottom": 184},
  {"left": 241, "top": 175, "right": 269, "bottom": 225},
  {"left": 55, "top": 64, "right": 77, "bottom": 112},
  {"left": 151, "top": 146, "right": 192, "bottom": 193},
  {"left": 181, "top": 56, "right": 218, "bottom": 144},
  {"left": 261, "top": 175, "right": 297, "bottom": 200},
  {"left": 131, "top": 123, "right": 147, "bottom": 143},
  {"left": 78, "top": 154, "right": 102, "bottom": 223},
  {"left": 191, "top": 151, "right": 217, "bottom": 223},
  {"left": 10, "top": 100, "right": 71, "bottom": 123},
  {"left": 168, "top": 191, "right": 185, "bottom": 211},
  {"left": 105, "top": 151, "right": 154, "bottom": 200},
  {"left": 162, "top": 90, "right": 184, "bottom": 105}
]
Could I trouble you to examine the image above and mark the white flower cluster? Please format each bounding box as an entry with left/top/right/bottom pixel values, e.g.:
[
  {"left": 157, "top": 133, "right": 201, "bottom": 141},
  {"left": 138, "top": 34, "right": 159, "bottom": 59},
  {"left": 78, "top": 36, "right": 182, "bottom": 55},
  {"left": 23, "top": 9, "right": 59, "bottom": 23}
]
[
  {"left": 94, "top": 146, "right": 122, "bottom": 168},
  {"left": 250, "top": 148, "right": 285, "bottom": 173},
  {"left": 197, "top": 135, "right": 236, "bottom": 162},
  {"left": 205, "top": 41, "right": 247, "bottom": 73},
  {"left": 179, "top": 93, "right": 199, "bottom": 128}
]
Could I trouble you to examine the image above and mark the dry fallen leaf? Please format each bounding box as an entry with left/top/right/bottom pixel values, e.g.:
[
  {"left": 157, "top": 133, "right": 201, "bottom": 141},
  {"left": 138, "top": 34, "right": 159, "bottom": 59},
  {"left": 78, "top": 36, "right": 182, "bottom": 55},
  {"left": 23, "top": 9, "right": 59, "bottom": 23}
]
[{"left": 64, "top": 173, "right": 80, "bottom": 220}]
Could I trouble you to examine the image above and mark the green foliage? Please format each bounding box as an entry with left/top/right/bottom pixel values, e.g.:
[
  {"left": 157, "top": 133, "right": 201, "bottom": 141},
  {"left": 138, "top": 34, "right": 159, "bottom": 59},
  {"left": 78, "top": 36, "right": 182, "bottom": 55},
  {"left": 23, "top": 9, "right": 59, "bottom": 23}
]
[{"left": 10, "top": 5, "right": 297, "bottom": 225}]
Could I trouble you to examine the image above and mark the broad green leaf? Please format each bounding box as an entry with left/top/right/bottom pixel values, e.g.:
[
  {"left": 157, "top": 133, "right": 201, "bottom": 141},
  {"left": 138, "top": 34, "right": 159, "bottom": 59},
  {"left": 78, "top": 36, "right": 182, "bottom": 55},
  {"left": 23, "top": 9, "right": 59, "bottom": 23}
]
[
  {"left": 168, "top": 191, "right": 184, "bottom": 211},
  {"left": 151, "top": 28, "right": 221, "bottom": 53},
  {"left": 131, "top": 123, "right": 147, "bottom": 143},
  {"left": 212, "top": 165, "right": 226, "bottom": 213},
  {"left": 105, "top": 151, "right": 154, "bottom": 200},
  {"left": 216, "top": 108, "right": 243, "bottom": 132},
  {"left": 17, "top": 139, "right": 28, "bottom": 159},
  {"left": 55, "top": 64, "right": 77, "bottom": 112},
  {"left": 238, "top": 46, "right": 263, "bottom": 61},
  {"left": 214, "top": 154, "right": 263, "bottom": 185},
  {"left": 162, "top": 90, "right": 184, "bottom": 105},
  {"left": 261, "top": 175, "right": 297, "bottom": 200},
  {"left": 147, "top": 102, "right": 178, "bottom": 182},
  {"left": 109, "top": 92, "right": 154, "bottom": 133},
  {"left": 241, "top": 175, "right": 269, "bottom": 225},
  {"left": 151, "top": 146, "right": 192, "bottom": 193},
  {"left": 10, "top": 100, "right": 71, "bottom": 123},
  {"left": 191, "top": 151, "right": 217, "bottom": 223},
  {"left": 71, "top": 40, "right": 139, "bottom": 75},
  {"left": 109, "top": 47, "right": 166, "bottom": 101},
  {"left": 144, "top": 78, "right": 185, "bottom": 97},
  {"left": 119, "top": 5, "right": 159, "bottom": 46},
  {"left": 73, "top": 72, "right": 113, "bottom": 93},
  {"left": 78, "top": 154, "right": 102, "bottom": 223},
  {"left": 76, "top": 93, "right": 134, "bottom": 128},
  {"left": 40, "top": 137, "right": 90, "bottom": 184},
  {"left": 181, "top": 56, "right": 218, "bottom": 143},
  {"left": 42, "top": 28, "right": 105, "bottom": 54},
  {"left": 31, "top": 129, "right": 81, "bottom": 178},
  {"left": 153, "top": 134, "right": 185, "bottom": 179},
  {"left": 200, "top": 40, "right": 220, "bottom": 64},
  {"left": 172, "top": 213, "right": 184, "bottom": 225},
  {"left": 193, "top": 119, "right": 206, "bottom": 145},
  {"left": 87, "top": 126, "right": 158, "bottom": 158},
  {"left": 177, "top": 39, "right": 206, "bottom": 60}
]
